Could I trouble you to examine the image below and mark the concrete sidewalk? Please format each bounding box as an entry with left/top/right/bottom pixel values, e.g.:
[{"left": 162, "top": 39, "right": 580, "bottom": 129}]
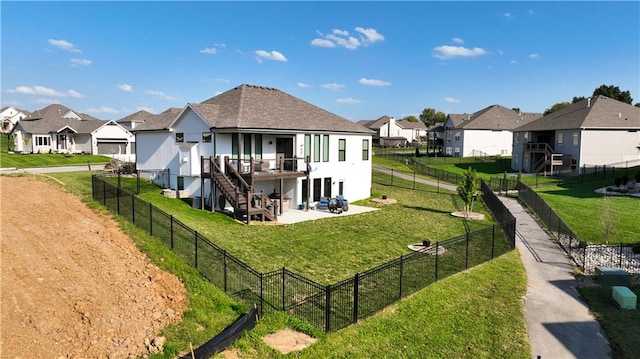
[{"left": 498, "top": 195, "right": 611, "bottom": 359}]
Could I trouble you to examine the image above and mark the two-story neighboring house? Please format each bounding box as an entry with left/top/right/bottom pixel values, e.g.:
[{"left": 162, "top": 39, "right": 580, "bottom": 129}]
[
  {"left": 10, "top": 104, "right": 135, "bottom": 160},
  {"left": 359, "top": 115, "right": 427, "bottom": 147},
  {"left": 134, "top": 84, "right": 374, "bottom": 223},
  {"left": 512, "top": 96, "right": 640, "bottom": 175},
  {"left": 1, "top": 106, "right": 29, "bottom": 134},
  {"left": 443, "top": 105, "right": 541, "bottom": 157}
]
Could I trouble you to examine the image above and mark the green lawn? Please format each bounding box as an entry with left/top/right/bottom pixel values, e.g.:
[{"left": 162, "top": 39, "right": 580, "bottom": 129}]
[
  {"left": 534, "top": 179, "right": 640, "bottom": 244},
  {"left": 0, "top": 134, "right": 110, "bottom": 168},
  {"left": 36, "top": 170, "right": 527, "bottom": 358}
]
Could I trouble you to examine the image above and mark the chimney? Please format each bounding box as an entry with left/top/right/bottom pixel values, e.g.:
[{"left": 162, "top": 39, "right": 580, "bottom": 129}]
[{"left": 587, "top": 97, "right": 591, "bottom": 107}]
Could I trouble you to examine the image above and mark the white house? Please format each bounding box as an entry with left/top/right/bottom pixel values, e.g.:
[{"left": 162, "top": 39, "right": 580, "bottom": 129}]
[
  {"left": 10, "top": 104, "right": 135, "bottom": 161},
  {"left": 359, "top": 115, "right": 427, "bottom": 147},
  {"left": 1, "top": 106, "right": 29, "bottom": 134},
  {"left": 443, "top": 105, "right": 541, "bottom": 157},
  {"left": 512, "top": 96, "right": 640, "bottom": 175},
  {"left": 134, "top": 84, "right": 374, "bottom": 222}
]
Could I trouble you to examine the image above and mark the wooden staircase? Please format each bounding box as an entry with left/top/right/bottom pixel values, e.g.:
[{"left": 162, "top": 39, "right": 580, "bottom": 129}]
[
  {"left": 527, "top": 143, "right": 563, "bottom": 176},
  {"left": 205, "top": 156, "right": 278, "bottom": 224}
]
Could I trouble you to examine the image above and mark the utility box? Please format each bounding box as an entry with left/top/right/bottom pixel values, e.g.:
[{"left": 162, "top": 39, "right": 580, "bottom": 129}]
[
  {"left": 612, "top": 286, "right": 637, "bottom": 310},
  {"left": 595, "top": 266, "right": 630, "bottom": 287}
]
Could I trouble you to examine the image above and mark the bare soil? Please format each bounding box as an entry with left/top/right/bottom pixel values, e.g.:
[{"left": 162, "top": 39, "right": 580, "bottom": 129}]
[{"left": 0, "top": 176, "right": 187, "bottom": 359}]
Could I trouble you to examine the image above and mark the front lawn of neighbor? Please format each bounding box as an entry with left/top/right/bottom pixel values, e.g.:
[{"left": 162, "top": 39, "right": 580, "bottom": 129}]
[{"left": 0, "top": 134, "right": 110, "bottom": 169}]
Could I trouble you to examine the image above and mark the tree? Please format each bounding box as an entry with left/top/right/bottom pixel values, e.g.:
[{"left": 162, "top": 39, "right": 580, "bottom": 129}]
[
  {"left": 593, "top": 84, "right": 633, "bottom": 104},
  {"left": 572, "top": 96, "right": 585, "bottom": 103},
  {"left": 401, "top": 115, "right": 419, "bottom": 122},
  {"left": 419, "top": 108, "right": 446, "bottom": 127},
  {"left": 543, "top": 102, "right": 571, "bottom": 116},
  {"left": 600, "top": 195, "right": 616, "bottom": 244},
  {"left": 457, "top": 167, "right": 479, "bottom": 213}
]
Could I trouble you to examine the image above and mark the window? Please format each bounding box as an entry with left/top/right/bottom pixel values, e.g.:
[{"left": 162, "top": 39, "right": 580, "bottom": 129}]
[
  {"left": 255, "top": 134, "right": 262, "bottom": 160},
  {"left": 35, "top": 136, "right": 50, "bottom": 146},
  {"left": 314, "top": 135, "right": 321, "bottom": 162},
  {"left": 445, "top": 147, "right": 452, "bottom": 155},
  {"left": 572, "top": 132, "right": 579, "bottom": 147},
  {"left": 338, "top": 139, "right": 346, "bottom": 161},
  {"left": 556, "top": 132, "right": 563, "bottom": 146},
  {"left": 323, "top": 135, "right": 329, "bottom": 162},
  {"left": 176, "top": 133, "right": 184, "bottom": 143},
  {"left": 177, "top": 176, "right": 184, "bottom": 190},
  {"left": 338, "top": 181, "right": 344, "bottom": 196},
  {"left": 243, "top": 135, "right": 251, "bottom": 160},
  {"left": 304, "top": 134, "right": 311, "bottom": 159},
  {"left": 454, "top": 132, "right": 460, "bottom": 141},
  {"left": 301, "top": 179, "right": 308, "bottom": 203},
  {"left": 362, "top": 139, "right": 369, "bottom": 160},
  {"left": 324, "top": 177, "right": 332, "bottom": 198},
  {"left": 313, "top": 178, "right": 321, "bottom": 201},
  {"left": 513, "top": 154, "right": 519, "bottom": 167},
  {"left": 454, "top": 147, "right": 460, "bottom": 157},
  {"left": 202, "top": 132, "right": 211, "bottom": 143},
  {"left": 231, "top": 134, "right": 238, "bottom": 159}
]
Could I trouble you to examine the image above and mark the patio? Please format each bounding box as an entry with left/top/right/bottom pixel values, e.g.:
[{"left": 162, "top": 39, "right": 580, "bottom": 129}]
[{"left": 275, "top": 204, "right": 378, "bottom": 224}]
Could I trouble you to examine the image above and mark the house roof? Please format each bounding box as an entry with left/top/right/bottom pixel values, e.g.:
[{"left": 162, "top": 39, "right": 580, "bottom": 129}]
[
  {"left": 366, "top": 115, "right": 392, "bottom": 130},
  {"left": 23, "top": 104, "right": 82, "bottom": 121},
  {"left": 132, "top": 108, "right": 182, "bottom": 131},
  {"left": 514, "top": 95, "right": 640, "bottom": 132},
  {"left": 117, "top": 110, "right": 153, "bottom": 124},
  {"left": 396, "top": 119, "right": 426, "bottom": 130},
  {"left": 200, "top": 84, "right": 373, "bottom": 134},
  {"left": 12, "top": 103, "right": 114, "bottom": 135},
  {"left": 448, "top": 105, "right": 541, "bottom": 130}
]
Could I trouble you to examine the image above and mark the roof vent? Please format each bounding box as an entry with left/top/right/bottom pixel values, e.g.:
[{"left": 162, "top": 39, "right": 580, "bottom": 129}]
[
  {"left": 619, "top": 112, "right": 622, "bottom": 119},
  {"left": 587, "top": 97, "right": 591, "bottom": 107}
]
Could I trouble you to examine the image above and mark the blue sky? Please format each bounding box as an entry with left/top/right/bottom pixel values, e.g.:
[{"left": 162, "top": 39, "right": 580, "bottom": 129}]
[{"left": 2, "top": 1, "right": 639, "bottom": 122}]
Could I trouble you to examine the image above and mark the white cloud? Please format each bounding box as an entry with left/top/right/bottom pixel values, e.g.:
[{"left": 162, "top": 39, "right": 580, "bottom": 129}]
[
  {"left": 529, "top": 53, "right": 540, "bottom": 59},
  {"left": 336, "top": 97, "right": 362, "bottom": 105},
  {"left": 70, "top": 58, "right": 92, "bottom": 67},
  {"left": 432, "top": 45, "right": 488, "bottom": 60},
  {"left": 118, "top": 84, "right": 133, "bottom": 92},
  {"left": 48, "top": 38, "right": 81, "bottom": 53},
  {"left": 86, "top": 106, "right": 121, "bottom": 114},
  {"left": 255, "top": 50, "right": 288, "bottom": 63},
  {"left": 297, "top": 82, "right": 312, "bottom": 89},
  {"left": 200, "top": 47, "right": 217, "bottom": 54},
  {"left": 310, "top": 38, "right": 335, "bottom": 48},
  {"left": 322, "top": 83, "right": 346, "bottom": 91},
  {"left": 510, "top": 60, "right": 518, "bottom": 64},
  {"left": 444, "top": 97, "right": 460, "bottom": 104},
  {"left": 145, "top": 90, "right": 179, "bottom": 101},
  {"left": 359, "top": 78, "right": 391, "bottom": 86},
  {"left": 311, "top": 26, "right": 384, "bottom": 50},
  {"left": 452, "top": 37, "right": 464, "bottom": 44},
  {"left": 497, "top": 49, "right": 504, "bottom": 56},
  {"left": 503, "top": 12, "right": 512, "bottom": 18},
  {"left": 8, "top": 85, "right": 84, "bottom": 98}
]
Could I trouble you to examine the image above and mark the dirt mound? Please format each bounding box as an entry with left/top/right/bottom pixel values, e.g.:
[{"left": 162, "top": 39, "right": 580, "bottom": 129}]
[{"left": 0, "top": 176, "right": 187, "bottom": 359}]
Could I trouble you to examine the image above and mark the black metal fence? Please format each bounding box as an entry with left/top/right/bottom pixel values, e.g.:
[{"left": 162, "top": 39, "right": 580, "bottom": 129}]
[
  {"left": 516, "top": 181, "right": 640, "bottom": 274},
  {"left": 92, "top": 174, "right": 515, "bottom": 332}
]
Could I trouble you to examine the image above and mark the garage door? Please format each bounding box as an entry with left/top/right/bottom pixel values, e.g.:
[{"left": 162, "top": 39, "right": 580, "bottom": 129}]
[{"left": 97, "top": 141, "right": 127, "bottom": 155}]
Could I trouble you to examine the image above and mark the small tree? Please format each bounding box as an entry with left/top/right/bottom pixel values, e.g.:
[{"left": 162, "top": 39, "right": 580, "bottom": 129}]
[
  {"left": 457, "top": 167, "right": 479, "bottom": 212},
  {"left": 600, "top": 195, "right": 616, "bottom": 244}
]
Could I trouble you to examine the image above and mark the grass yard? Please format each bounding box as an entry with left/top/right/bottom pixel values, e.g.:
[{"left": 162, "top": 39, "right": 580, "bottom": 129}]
[
  {"left": 35, "top": 170, "right": 529, "bottom": 358},
  {"left": 0, "top": 134, "right": 110, "bottom": 168},
  {"left": 534, "top": 179, "right": 640, "bottom": 244}
]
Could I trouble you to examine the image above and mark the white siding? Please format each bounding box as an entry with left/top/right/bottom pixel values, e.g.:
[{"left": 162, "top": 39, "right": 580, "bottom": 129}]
[
  {"left": 462, "top": 130, "right": 514, "bottom": 157},
  {"left": 580, "top": 129, "right": 640, "bottom": 166}
]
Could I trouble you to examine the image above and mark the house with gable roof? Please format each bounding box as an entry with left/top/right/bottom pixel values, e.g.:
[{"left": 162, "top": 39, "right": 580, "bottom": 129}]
[
  {"left": 359, "top": 115, "right": 427, "bottom": 147},
  {"left": 512, "top": 95, "right": 640, "bottom": 175},
  {"left": 1, "top": 106, "right": 30, "bottom": 134},
  {"left": 134, "top": 84, "right": 374, "bottom": 223},
  {"left": 443, "top": 105, "right": 541, "bottom": 157},
  {"left": 10, "top": 103, "right": 134, "bottom": 160}
]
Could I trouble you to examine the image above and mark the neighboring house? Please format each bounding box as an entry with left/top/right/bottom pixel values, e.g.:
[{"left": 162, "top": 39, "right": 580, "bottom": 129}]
[
  {"left": 10, "top": 104, "right": 135, "bottom": 161},
  {"left": 1, "top": 106, "right": 29, "bottom": 134},
  {"left": 360, "top": 115, "right": 426, "bottom": 147},
  {"left": 134, "top": 84, "right": 374, "bottom": 223},
  {"left": 512, "top": 95, "right": 640, "bottom": 175},
  {"left": 116, "top": 109, "right": 154, "bottom": 158},
  {"left": 443, "top": 105, "right": 541, "bottom": 157}
]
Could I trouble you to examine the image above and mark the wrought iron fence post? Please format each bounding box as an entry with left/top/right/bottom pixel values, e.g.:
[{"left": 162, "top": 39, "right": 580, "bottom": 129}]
[
  {"left": 132, "top": 195, "right": 135, "bottom": 224},
  {"left": 260, "top": 273, "right": 264, "bottom": 318},
  {"left": 282, "top": 267, "right": 286, "bottom": 311},
  {"left": 103, "top": 181, "right": 106, "bottom": 206},
  {"left": 390, "top": 169, "right": 394, "bottom": 186},
  {"left": 353, "top": 273, "right": 359, "bottom": 325},
  {"left": 491, "top": 225, "right": 496, "bottom": 258},
  {"left": 170, "top": 215, "right": 174, "bottom": 249},
  {"left": 413, "top": 171, "right": 416, "bottom": 190},
  {"left": 619, "top": 244, "right": 623, "bottom": 268},
  {"left": 149, "top": 203, "right": 153, "bottom": 236},
  {"left": 116, "top": 187, "right": 120, "bottom": 215},
  {"left": 325, "top": 285, "right": 331, "bottom": 332},
  {"left": 435, "top": 242, "right": 439, "bottom": 281},
  {"left": 194, "top": 231, "right": 198, "bottom": 269},
  {"left": 465, "top": 232, "right": 470, "bottom": 268},
  {"left": 399, "top": 255, "right": 404, "bottom": 299},
  {"left": 223, "top": 250, "right": 228, "bottom": 292}
]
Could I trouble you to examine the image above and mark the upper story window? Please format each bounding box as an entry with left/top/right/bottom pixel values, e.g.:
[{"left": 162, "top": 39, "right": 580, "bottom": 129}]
[
  {"left": 556, "top": 132, "right": 563, "bottom": 146},
  {"left": 323, "top": 135, "right": 329, "bottom": 162},
  {"left": 338, "top": 139, "right": 346, "bottom": 161},
  {"left": 304, "top": 134, "right": 311, "bottom": 160},
  {"left": 176, "top": 132, "right": 184, "bottom": 143},
  {"left": 202, "top": 132, "right": 211, "bottom": 143},
  {"left": 362, "top": 139, "right": 369, "bottom": 160},
  {"left": 314, "top": 135, "right": 321, "bottom": 162},
  {"left": 572, "top": 132, "right": 579, "bottom": 146}
]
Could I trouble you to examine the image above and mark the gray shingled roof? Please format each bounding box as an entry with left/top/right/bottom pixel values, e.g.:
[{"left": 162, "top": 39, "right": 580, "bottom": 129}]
[
  {"left": 13, "top": 103, "right": 112, "bottom": 135},
  {"left": 514, "top": 96, "right": 640, "bottom": 132},
  {"left": 366, "top": 115, "right": 392, "bottom": 130},
  {"left": 117, "top": 110, "right": 153, "bottom": 124},
  {"left": 132, "top": 108, "right": 182, "bottom": 131},
  {"left": 448, "top": 105, "right": 541, "bottom": 130},
  {"left": 397, "top": 119, "right": 427, "bottom": 130},
  {"left": 200, "top": 84, "right": 373, "bottom": 134}
]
